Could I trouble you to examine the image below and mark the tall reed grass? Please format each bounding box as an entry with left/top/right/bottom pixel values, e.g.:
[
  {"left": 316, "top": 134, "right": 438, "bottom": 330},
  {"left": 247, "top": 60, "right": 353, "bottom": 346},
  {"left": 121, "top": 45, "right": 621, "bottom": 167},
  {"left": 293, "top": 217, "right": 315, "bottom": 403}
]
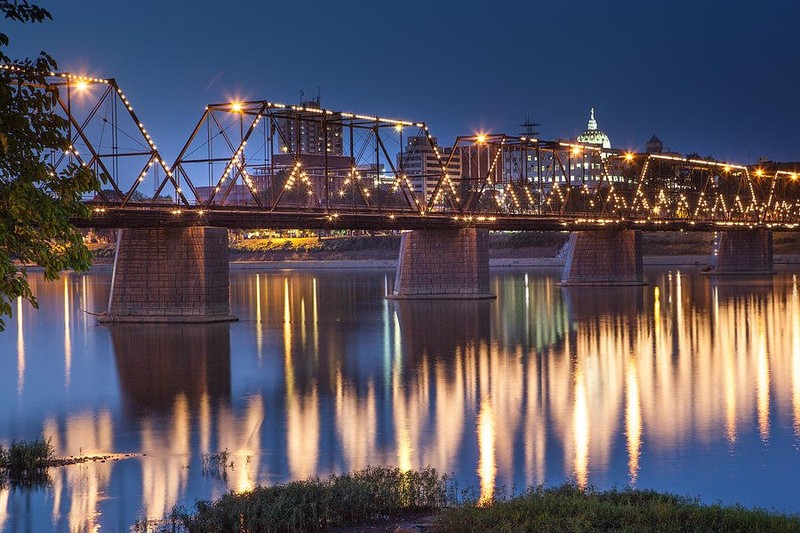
[
  {"left": 0, "top": 437, "right": 54, "bottom": 487},
  {"left": 140, "top": 465, "right": 447, "bottom": 533}
]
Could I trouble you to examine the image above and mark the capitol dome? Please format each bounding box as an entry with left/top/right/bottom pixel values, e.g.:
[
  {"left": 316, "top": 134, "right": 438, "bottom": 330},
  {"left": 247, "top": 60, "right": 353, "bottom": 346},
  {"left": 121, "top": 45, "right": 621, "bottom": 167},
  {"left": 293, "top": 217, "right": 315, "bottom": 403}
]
[{"left": 576, "top": 107, "right": 611, "bottom": 149}]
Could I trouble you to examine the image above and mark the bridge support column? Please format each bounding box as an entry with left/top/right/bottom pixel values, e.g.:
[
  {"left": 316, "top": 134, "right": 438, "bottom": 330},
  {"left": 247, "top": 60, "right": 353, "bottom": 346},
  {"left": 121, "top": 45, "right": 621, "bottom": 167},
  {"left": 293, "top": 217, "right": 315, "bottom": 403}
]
[
  {"left": 100, "top": 227, "right": 236, "bottom": 322},
  {"left": 711, "top": 229, "right": 773, "bottom": 274},
  {"left": 561, "top": 230, "right": 644, "bottom": 285},
  {"left": 388, "top": 228, "right": 494, "bottom": 299}
]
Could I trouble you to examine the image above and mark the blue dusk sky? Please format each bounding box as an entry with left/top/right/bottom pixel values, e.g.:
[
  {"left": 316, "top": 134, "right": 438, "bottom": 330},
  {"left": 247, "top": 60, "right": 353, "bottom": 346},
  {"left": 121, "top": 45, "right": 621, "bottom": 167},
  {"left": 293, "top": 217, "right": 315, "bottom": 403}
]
[{"left": 6, "top": 0, "right": 800, "bottom": 163}]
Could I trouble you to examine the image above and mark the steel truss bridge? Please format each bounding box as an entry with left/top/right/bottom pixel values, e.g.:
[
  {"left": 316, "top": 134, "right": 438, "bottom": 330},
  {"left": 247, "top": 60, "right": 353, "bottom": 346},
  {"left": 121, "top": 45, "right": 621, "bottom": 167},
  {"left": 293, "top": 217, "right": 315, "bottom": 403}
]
[{"left": 6, "top": 65, "right": 800, "bottom": 232}]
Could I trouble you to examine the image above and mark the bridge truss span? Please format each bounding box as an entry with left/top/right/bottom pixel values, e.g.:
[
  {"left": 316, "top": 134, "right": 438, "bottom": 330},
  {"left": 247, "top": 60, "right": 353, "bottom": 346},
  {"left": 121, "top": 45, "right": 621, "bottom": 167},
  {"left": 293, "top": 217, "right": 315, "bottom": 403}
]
[
  {"left": 168, "top": 100, "right": 432, "bottom": 213},
  {"left": 6, "top": 65, "right": 800, "bottom": 231},
  {"left": 1, "top": 65, "right": 175, "bottom": 207}
]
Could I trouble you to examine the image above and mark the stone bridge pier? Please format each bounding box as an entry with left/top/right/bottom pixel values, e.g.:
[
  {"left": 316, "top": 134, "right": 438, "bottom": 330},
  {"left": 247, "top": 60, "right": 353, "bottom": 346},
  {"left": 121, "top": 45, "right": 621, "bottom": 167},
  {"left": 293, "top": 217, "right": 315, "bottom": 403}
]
[
  {"left": 388, "top": 228, "right": 494, "bottom": 299},
  {"left": 561, "top": 229, "right": 644, "bottom": 285},
  {"left": 711, "top": 229, "right": 773, "bottom": 274},
  {"left": 101, "top": 226, "right": 236, "bottom": 322}
]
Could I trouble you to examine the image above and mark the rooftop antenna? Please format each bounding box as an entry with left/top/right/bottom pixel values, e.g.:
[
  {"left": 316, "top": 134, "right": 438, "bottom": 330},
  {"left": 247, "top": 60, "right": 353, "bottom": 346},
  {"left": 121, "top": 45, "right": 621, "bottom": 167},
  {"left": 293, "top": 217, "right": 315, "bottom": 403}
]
[
  {"left": 300, "top": 89, "right": 305, "bottom": 102},
  {"left": 316, "top": 86, "right": 321, "bottom": 106},
  {"left": 520, "top": 114, "right": 540, "bottom": 137}
]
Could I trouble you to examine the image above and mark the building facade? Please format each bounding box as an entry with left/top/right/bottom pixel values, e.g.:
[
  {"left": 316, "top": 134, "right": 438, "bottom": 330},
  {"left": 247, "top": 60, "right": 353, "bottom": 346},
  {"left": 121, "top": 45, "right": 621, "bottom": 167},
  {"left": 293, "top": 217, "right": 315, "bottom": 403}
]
[
  {"left": 397, "top": 136, "right": 461, "bottom": 204},
  {"left": 275, "top": 98, "right": 344, "bottom": 156}
]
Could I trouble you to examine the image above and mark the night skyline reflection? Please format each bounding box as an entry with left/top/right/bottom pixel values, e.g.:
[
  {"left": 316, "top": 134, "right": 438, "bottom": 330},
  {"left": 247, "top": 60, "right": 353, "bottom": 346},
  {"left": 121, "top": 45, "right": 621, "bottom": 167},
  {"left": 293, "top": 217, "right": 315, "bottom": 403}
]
[{"left": 0, "top": 268, "right": 799, "bottom": 530}]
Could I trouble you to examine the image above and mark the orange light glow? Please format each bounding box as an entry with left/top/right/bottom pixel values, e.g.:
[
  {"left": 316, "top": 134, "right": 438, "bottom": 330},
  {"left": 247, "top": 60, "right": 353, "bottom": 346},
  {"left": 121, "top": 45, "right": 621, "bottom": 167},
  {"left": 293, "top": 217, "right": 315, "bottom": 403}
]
[{"left": 230, "top": 101, "right": 243, "bottom": 113}]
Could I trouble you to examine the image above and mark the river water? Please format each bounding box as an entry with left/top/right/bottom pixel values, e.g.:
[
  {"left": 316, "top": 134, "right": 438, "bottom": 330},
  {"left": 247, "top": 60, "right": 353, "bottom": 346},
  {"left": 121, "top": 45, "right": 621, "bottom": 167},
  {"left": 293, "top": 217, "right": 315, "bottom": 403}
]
[{"left": 0, "top": 267, "right": 799, "bottom": 531}]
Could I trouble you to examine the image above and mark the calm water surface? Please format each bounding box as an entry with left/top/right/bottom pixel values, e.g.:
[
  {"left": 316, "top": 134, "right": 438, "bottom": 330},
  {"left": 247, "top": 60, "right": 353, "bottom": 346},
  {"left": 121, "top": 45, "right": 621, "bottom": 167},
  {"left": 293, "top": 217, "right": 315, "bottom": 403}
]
[{"left": 1, "top": 267, "right": 799, "bottom": 531}]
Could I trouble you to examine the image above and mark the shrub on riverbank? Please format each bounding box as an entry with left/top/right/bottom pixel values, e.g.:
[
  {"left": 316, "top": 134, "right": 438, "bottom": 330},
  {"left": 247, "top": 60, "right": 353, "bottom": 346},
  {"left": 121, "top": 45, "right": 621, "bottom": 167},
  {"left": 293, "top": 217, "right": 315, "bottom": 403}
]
[
  {"left": 438, "top": 484, "right": 800, "bottom": 533},
  {"left": 153, "top": 466, "right": 447, "bottom": 533}
]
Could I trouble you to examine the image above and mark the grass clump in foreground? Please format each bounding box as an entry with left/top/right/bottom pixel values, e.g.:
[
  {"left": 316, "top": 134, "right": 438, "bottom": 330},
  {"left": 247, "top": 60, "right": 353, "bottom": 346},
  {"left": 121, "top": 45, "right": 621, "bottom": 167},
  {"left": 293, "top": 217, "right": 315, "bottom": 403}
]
[
  {"left": 0, "top": 438, "right": 54, "bottom": 487},
  {"left": 151, "top": 466, "right": 447, "bottom": 533},
  {"left": 438, "top": 484, "right": 800, "bottom": 533}
]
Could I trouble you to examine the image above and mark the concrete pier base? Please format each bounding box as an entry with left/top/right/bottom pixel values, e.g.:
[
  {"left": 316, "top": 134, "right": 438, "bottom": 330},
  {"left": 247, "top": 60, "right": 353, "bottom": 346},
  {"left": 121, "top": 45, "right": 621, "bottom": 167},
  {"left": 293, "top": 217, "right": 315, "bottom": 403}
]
[
  {"left": 100, "top": 227, "right": 237, "bottom": 322},
  {"left": 388, "top": 228, "right": 494, "bottom": 299},
  {"left": 560, "top": 230, "right": 644, "bottom": 285},
  {"left": 711, "top": 229, "right": 774, "bottom": 274}
]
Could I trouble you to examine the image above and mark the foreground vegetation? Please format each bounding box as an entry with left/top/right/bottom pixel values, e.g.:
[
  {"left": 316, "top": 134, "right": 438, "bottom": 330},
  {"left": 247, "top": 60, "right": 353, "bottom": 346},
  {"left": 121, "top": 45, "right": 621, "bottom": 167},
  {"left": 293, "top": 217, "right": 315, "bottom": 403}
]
[
  {"left": 140, "top": 466, "right": 447, "bottom": 532},
  {"left": 438, "top": 485, "right": 800, "bottom": 533},
  {"left": 137, "top": 466, "right": 800, "bottom": 533},
  {"left": 0, "top": 437, "right": 54, "bottom": 486}
]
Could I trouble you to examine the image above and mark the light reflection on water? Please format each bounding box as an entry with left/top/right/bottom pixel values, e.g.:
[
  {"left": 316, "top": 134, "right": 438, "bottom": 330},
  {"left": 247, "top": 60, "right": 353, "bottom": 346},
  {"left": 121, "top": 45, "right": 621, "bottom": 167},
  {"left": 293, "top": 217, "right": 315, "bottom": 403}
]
[{"left": 0, "top": 268, "right": 799, "bottom": 530}]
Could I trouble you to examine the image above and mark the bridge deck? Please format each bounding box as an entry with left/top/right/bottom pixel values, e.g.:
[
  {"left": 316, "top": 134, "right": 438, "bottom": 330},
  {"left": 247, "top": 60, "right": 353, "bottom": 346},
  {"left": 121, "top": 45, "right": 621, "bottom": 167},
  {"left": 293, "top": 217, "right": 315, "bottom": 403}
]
[{"left": 76, "top": 205, "right": 796, "bottom": 232}]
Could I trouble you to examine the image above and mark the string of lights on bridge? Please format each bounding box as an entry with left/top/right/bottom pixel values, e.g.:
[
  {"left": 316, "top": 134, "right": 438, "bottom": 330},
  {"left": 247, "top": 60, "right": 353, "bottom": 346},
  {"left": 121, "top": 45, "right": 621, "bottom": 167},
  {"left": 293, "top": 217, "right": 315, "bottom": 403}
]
[{"left": 4, "top": 64, "right": 800, "bottom": 229}]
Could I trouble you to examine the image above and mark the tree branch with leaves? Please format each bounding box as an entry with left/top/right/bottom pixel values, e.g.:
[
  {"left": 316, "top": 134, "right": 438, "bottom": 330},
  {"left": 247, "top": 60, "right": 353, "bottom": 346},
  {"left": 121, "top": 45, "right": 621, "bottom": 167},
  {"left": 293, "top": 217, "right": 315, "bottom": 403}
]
[{"left": 0, "top": 1, "right": 101, "bottom": 330}]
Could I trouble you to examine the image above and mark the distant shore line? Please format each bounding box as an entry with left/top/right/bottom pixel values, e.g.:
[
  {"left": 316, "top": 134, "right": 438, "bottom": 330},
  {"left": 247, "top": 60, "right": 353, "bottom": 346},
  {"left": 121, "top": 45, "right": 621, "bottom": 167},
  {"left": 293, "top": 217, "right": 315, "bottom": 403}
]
[
  {"left": 19, "top": 253, "right": 800, "bottom": 273},
  {"left": 226, "top": 253, "right": 800, "bottom": 271}
]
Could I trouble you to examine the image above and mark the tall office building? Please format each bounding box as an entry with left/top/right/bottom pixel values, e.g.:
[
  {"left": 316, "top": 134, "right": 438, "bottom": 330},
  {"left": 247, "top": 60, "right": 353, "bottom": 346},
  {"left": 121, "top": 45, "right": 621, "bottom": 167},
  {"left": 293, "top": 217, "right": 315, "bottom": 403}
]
[
  {"left": 397, "top": 136, "right": 461, "bottom": 204},
  {"left": 272, "top": 98, "right": 353, "bottom": 205},
  {"left": 276, "top": 98, "right": 344, "bottom": 156}
]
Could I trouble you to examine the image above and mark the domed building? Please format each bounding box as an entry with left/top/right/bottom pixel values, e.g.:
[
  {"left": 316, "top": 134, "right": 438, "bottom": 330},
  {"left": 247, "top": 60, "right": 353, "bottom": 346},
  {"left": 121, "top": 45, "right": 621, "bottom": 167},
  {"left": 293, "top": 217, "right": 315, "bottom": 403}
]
[
  {"left": 576, "top": 107, "right": 611, "bottom": 149},
  {"left": 569, "top": 107, "right": 626, "bottom": 184}
]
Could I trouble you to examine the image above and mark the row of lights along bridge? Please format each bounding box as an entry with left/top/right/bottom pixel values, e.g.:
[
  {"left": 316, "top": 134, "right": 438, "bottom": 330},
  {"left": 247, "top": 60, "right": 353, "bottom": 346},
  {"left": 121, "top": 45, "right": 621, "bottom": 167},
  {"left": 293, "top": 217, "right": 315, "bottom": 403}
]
[{"left": 7, "top": 66, "right": 800, "bottom": 228}]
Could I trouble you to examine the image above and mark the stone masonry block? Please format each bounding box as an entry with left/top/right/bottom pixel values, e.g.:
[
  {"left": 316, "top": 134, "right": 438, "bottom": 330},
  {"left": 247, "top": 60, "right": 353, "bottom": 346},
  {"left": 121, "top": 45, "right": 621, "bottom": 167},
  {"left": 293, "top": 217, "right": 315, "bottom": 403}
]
[
  {"left": 107, "top": 227, "right": 233, "bottom": 321},
  {"left": 561, "top": 230, "right": 644, "bottom": 285}
]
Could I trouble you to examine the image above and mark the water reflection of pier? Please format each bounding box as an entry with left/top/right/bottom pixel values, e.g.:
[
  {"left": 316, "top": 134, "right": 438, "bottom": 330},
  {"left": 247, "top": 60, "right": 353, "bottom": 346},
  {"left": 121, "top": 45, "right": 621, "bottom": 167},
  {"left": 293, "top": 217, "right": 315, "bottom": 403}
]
[
  {"left": 111, "top": 323, "right": 232, "bottom": 415},
  {"left": 111, "top": 323, "right": 238, "bottom": 520},
  {"left": 392, "top": 300, "right": 491, "bottom": 364}
]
